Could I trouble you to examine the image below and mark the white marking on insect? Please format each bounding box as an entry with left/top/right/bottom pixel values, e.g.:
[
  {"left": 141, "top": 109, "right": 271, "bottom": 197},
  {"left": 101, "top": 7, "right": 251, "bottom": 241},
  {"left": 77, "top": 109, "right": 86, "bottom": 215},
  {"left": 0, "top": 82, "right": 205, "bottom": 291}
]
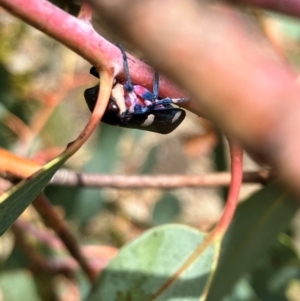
[
  {"left": 171, "top": 97, "right": 189, "bottom": 104},
  {"left": 172, "top": 111, "right": 182, "bottom": 123},
  {"left": 141, "top": 114, "right": 155, "bottom": 126},
  {"left": 111, "top": 83, "right": 127, "bottom": 113}
]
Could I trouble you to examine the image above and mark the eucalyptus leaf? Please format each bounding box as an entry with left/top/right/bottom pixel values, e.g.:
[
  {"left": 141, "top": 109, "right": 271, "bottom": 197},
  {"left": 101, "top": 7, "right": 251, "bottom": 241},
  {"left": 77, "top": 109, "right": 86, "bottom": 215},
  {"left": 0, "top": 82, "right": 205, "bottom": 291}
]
[{"left": 87, "top": 224, "right": 216, "bottom": 301}]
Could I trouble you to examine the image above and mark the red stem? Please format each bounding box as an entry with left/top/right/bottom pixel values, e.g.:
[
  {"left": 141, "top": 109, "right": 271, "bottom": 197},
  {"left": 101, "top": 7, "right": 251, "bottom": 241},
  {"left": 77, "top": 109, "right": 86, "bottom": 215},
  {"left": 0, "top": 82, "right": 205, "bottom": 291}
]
[
  {"left": 212, "top": 139, "right": 243, "bottom": 237},
  {"left": 148, "top": 138, "right": 244, "bottom": 299}
]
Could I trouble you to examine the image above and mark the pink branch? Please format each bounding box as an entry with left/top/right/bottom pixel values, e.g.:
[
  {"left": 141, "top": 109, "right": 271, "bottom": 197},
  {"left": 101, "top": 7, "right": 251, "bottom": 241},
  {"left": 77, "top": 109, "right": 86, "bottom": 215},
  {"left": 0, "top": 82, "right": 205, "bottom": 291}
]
[
  {"left": 0, "top": 0, "right": 189, "bottom": 102},
  {"left": 88, "top": 0, "right": 300, "bottom": 197},
  {"left": 0, "top": 0, "right": 112, "bottom": 68}
]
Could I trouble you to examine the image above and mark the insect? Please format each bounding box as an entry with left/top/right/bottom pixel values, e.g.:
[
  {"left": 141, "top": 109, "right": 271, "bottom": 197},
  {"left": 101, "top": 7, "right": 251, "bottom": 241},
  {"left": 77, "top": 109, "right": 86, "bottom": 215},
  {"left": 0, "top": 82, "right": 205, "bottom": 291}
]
[{"left": 84, "top": 45, "right": 187, "bottom": 134}]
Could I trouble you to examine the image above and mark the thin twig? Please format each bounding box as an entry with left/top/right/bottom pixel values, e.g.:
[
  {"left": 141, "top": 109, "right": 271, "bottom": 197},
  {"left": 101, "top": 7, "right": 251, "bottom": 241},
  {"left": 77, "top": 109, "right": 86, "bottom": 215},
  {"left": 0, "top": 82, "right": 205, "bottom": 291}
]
[
  {"left": 32, "top": 193, "right": 98, "bottom": 282},
  {"left": 0, "top": 168, "right": 269, "bottom": 191},
  {"left": 50, "top": 169, "right": 269, "bottom": 189},
  {"left": 12, "top": 221, "right": 74, "bottom": 276},
  {"left": 14, "top": 219, "right": 118, "bottom": 273}
]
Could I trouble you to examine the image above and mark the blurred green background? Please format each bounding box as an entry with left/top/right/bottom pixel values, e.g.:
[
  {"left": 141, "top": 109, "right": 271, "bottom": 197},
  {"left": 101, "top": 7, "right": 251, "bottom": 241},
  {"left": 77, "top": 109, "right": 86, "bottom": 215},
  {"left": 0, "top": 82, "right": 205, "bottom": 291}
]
[{"left": 0, "top": 1, "right": 300, "bottom": 300}]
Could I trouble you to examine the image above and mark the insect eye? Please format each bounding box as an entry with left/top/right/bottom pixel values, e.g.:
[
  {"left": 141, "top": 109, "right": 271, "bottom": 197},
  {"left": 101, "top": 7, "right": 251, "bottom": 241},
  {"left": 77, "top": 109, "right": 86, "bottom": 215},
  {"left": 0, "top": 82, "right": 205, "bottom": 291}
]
[{"left": 106, "top": 99, "right": 120, "bottom": 115}]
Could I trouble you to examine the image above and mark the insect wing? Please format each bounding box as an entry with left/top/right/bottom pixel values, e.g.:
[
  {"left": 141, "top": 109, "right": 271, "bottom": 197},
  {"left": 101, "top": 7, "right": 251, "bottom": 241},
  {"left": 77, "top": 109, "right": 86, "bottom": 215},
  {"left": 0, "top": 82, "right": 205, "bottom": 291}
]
[
  {"left": 119, "top": 108, "right": 186, "bottom": 134},
  {"left": 146, "top": 108, "right": 186, "bottom": 134}
]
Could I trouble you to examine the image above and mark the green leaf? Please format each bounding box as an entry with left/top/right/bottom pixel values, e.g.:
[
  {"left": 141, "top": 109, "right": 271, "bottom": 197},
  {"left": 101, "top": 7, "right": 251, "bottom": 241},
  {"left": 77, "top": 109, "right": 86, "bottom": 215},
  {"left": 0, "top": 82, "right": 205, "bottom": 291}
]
[
  {"left": 152, "top": 193, "right": 182, "bottom": 225},
  {"left": 0, "top": 155, "right": 67, "bottom": 236},
  {"left": 207, "top": 182, "right": 299, "bottom": 301},
  {"left": 223, "top": 277, "right": 259, "bottom": 301},
  {"left": 0, "top": 270, "right": 43, "bottom": 301},
  {"left": 249, "top": 238, "right": 300, "bottom": 301},
  {"left": 86, "top": 224, "right": 216, "bottom": 301}
]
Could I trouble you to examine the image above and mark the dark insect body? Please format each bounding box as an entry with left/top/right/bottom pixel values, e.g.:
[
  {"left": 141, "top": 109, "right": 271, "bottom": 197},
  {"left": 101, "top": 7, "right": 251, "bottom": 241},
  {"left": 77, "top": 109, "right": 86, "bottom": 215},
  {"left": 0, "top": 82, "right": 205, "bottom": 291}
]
[{"left": 84, "top": 45, "right": 187, "bottom": 134}]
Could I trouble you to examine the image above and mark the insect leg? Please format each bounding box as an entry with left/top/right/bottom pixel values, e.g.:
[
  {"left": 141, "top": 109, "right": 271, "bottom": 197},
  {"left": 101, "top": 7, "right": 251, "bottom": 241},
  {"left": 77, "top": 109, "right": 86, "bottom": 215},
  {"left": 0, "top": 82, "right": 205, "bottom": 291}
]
[
  {"left": 153, "top": 71, "right": 159, "bottom": 100},
  {"left": 150, "top": 98, "right": 173, "bottom": 108},
  {"left": 152, "top": 71, "right": 189, "bottom": 104},
  {"left": 170, "top": 97, "right": 190, "bottom": 104},
  {"left": 148, "top": 97, "right": 189, "bottom": 109},
  {"left": 116, "top": 44, "right": 134, "bottom": 92}
]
